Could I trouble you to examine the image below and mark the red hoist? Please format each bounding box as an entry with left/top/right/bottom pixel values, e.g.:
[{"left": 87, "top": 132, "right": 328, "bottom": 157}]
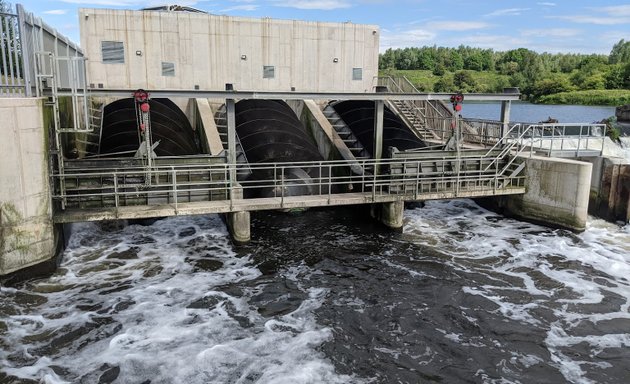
[{"left": 133, "top": 89, "right": 160, "bottom": 183}]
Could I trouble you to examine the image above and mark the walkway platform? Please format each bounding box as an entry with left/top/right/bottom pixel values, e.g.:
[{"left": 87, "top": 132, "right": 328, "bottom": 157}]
[{"left": 53, "top": 187, "right": 526, "bottom": 223}]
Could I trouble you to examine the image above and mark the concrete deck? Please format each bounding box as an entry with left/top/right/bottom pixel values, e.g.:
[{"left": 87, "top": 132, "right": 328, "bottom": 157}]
[{"left": 54, "top": 188, "right": 526, "bottom": 223}]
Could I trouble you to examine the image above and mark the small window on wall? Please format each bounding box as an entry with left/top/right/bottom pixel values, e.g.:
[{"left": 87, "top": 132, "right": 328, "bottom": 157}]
[
  {"left": 162, "top": 62, "right": 175, "bottom": 77},
  {"left": 352, "top": 68, "right": 363, "bottom": 81},
  {"left": 101, "top": 41, "right": 124, "bottom": 64},
  {"left": 263, "top": 65, "right": 275, "bottom": 79}
]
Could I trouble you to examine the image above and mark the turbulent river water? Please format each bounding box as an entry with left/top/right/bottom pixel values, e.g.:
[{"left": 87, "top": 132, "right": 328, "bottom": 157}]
[{"left": 1, "top": 200, "right": 630, "bottom": 384}]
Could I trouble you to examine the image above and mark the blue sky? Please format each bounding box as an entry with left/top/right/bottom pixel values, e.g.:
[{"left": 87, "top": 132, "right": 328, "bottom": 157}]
[{"left": 10, "top": 0, "right": 630, "bottom": 54}]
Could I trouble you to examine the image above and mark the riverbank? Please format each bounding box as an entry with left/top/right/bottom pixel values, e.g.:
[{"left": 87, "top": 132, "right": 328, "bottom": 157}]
[
  {"left": 380, "top": 70, "right": 629, "bottom": 107},
  {"left": 538, "top": 90, "right": 630, "bottom": 106}
]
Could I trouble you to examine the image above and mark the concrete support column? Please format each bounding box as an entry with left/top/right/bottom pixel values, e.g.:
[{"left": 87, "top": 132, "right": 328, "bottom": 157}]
[
  {"left": 373, "top": 86, "right": 387, "bottom": 173},
  {"left": 227, "top": 211, "right": 251, "bottom": 244},
  {"left": 225, "top": 84, "right": 237, "bottom": 188},
  {"left": 371, "top": 201, "right": 404, "bottom": 230},
  {"left": 500, "top": 87, "right": 518, "bottom": 138}
]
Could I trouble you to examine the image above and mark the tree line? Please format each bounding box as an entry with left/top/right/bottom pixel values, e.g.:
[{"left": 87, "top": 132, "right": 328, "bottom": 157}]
[{"left": 379, "top": 40, "right": 630, "bottom": 100}]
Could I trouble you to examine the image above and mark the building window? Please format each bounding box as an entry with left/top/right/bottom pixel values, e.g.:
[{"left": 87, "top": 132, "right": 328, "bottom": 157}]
[
  {"left": 352, "top": 67, "right": 363, "bottom": 81},
  {"left": 101, "top": 41, "right": 124, "bottom": 64},
  {"left": 162, "top": 62, "right": 175, "bottom": 77},
  {"left": 263, "top": 65, "right": 275, "bottom": 79}
]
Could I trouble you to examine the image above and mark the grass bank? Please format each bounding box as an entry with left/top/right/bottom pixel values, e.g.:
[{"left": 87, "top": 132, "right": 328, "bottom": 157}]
[
  {"left": 379, "top": 69, "right": 510, "bottom": 93},
  {"left": 537, "top": 90, "right": 630, "bottom": 106}
]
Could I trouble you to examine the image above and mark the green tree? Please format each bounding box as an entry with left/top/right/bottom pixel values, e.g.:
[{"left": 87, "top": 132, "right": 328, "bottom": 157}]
[
  {"left": 609, "top": 39, "right": 630, "bottom": 64},
  {"left": 379, "top": 48, "right": 396, "bottom": 69},
  {"left": 605, "top": 64, "right": 625, "bottom": 89},
  {"left": 464, "top": 52, "right": 484, "bottom": 71},
  {"left": 532, "top": 75, "right": 574, "bottom": 99},
  {"left": 453, "top": 70, "right": 478, "bottom": 92},
  {"left": 434, "top": 75, "right": 455, "bottom": 92},
  {"left": 432, "top": 63, "right": 445, "bottom": 76},
  {"left": 448, "top": 51, "right": 464, "bottom": 71}
]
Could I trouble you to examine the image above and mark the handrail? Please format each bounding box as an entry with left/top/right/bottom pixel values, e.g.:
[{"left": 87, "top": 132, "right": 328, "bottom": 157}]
[
  {"left": 52, "top": 154, "right": 528, "bottom": 211},
  {"left": 482, "top": 123, "right": 529, "bottom": 172}
]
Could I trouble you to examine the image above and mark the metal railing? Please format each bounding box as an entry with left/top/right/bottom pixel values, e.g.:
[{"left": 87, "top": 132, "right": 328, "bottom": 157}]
[
  {"left": 516, "top": 123, "right": 607, "bottom": 157},
  {"left": 52, "top": 156, "right": 527, "bottom": 210},
  {"left": 1, "top": 4, "right": 83, "bottom": 98},
  {"left": 0, "top": 10, "right": 25, "bottom": 96}
]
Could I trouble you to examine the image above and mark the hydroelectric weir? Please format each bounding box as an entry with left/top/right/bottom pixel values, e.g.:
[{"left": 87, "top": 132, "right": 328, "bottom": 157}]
[{"left": 0, "top": 4, "right": 608, "bottom": 278}]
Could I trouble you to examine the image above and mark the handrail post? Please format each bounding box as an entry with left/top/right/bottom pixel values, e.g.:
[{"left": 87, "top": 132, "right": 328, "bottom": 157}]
[
  {"left": 113, "top": 172, "right": 119, "bottom": 208},
  {"left": 280, "top": 166, "right": 285, "bottom": 207},
  {"left": 172, "top": 166, "right": 178, "bottom": 213},
  {"left": 328, "top": 164, "right": 332, "bottom": 203}
]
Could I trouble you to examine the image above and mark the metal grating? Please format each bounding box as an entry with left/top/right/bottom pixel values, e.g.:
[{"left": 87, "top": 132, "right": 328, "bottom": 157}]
[{"left": 352, "top": 67, "right": 363, "bottom": 81}]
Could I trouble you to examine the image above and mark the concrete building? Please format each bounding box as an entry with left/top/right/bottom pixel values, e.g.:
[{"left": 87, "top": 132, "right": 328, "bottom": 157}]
[{"left": 79, "top": 8, "right": 380, "bottom": 92}]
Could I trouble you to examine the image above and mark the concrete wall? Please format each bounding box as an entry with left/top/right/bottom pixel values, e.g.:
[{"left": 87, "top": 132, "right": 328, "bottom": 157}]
[
  {"left": 79, "top": 8, "right": 379, "bottom": 93},
  {"left": 502, "top": 156, "right": 592, "bottom": 231},
  {"left": 585, "top": 156, "right": 630, "bottom": 222},
  {"left": 0, "top": 98, "right": 58, "bottom": 276}
]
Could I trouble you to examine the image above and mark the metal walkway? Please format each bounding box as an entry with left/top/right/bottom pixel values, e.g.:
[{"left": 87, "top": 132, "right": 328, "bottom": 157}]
[{"left": 53, "top": 155, "right": 526, "bottom": 223}]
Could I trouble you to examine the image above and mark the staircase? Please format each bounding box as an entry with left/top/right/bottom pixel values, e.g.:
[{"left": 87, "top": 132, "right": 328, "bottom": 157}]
[
  {"left": 389, "top": 99, "right": 439, "bottom": 141},
  {"left": 323, "top": 104, "right": 371, "bottom": 160},
  {"left": 214, "top": 105, "right": 252, "bottom": 179}
]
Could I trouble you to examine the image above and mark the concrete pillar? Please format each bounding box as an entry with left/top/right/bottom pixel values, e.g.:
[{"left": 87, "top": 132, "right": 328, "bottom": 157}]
[
  {"left": 373, "top": 86, "right": 387, "bottom": 172},
  {"left": 503, "top": 156, "right": 592, "bottom": 231},
  {"left": 227, "top": 211, "right": 251, "bottom": 244},
  {"left": 500, "top": 87, "right": 518, "bottom": 138},
  {"left": 225, "top": 84, "right": 237, "bottom": 187},
  {"left": 371, "top": 201, "right": 404, "bottom": 230},
  {"left": 1, "top": 98, "right": 59, "bottom": 278}
]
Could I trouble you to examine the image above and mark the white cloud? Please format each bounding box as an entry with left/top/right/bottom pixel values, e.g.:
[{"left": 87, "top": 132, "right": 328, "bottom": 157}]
[
  {"left": 554, "top": 15, "right": 630, "bottom": 25},
  {"left": 453, "top": 34, "right": 530, "bottom": 51},
  {"left": 220, "top": 4, "right": 258, "bottom": 12},
  {"left": 44, "top": 9, "right": 68, "bottom": 15},
  {"left": 271, "top": 0, "right": 352, "bottom": 10},
  {"left": 537, "top": 2, "right": 556, "bottom": 6},
  {"left": 600, "top": 5, "right": 630, "bottom": 17},
  {"left": 520, "top": 28, "right": 581, "bottom": 38},
  {"left": 425, "top": 21, "right": 490, "bottom": 31},
  {"left": 380, "top": 29, "right": 436, "bottom": 51},
  {"left": 485, "top": 8, "right": 530, "bottom": 17},
  {"left": 553, "top": 4, "right": 630, "bottom": 25}
]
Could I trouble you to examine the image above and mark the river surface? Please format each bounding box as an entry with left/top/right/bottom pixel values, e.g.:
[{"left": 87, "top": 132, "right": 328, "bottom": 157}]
[
  {"left": 460, "top": 102, "right": 615, "bottom": 124},
  {"left": 1, "top": 200, "right": 630, "bottom": 384},
  {"left": 2, "top": 104, "right": 629, "bottom": 383}
]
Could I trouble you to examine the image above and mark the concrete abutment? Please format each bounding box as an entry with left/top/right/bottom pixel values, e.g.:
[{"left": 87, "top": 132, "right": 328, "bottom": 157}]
[
  {"left": 482, "top": 156, "right": 592, "bottom": 232},
  {"left": 0, "top": 98, "right": 59, "bottom": 279}
]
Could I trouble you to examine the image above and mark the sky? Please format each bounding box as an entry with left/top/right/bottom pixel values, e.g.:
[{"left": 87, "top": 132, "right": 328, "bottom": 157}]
[{"left": 9, "top": 0, "right": 630, "bottom": 55}]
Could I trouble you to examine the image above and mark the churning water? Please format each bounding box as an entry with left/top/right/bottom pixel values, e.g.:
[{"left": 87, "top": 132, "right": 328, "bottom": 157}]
[{"left": 1, "top": 200, "right": 629, "bottom": 383}]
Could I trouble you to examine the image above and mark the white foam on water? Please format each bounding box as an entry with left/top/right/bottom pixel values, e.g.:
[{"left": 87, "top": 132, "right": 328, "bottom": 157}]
[
  {"left": 404, "top": 199, "right": 630, "bottom": 383},
  {"left": 1, "top": 215, "right": 362, "bottom": 383}
]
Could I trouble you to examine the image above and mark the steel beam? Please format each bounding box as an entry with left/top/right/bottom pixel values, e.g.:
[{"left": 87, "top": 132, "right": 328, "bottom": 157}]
[{"left": 75, "top": 88, "right": 521, "bottom": 102}]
